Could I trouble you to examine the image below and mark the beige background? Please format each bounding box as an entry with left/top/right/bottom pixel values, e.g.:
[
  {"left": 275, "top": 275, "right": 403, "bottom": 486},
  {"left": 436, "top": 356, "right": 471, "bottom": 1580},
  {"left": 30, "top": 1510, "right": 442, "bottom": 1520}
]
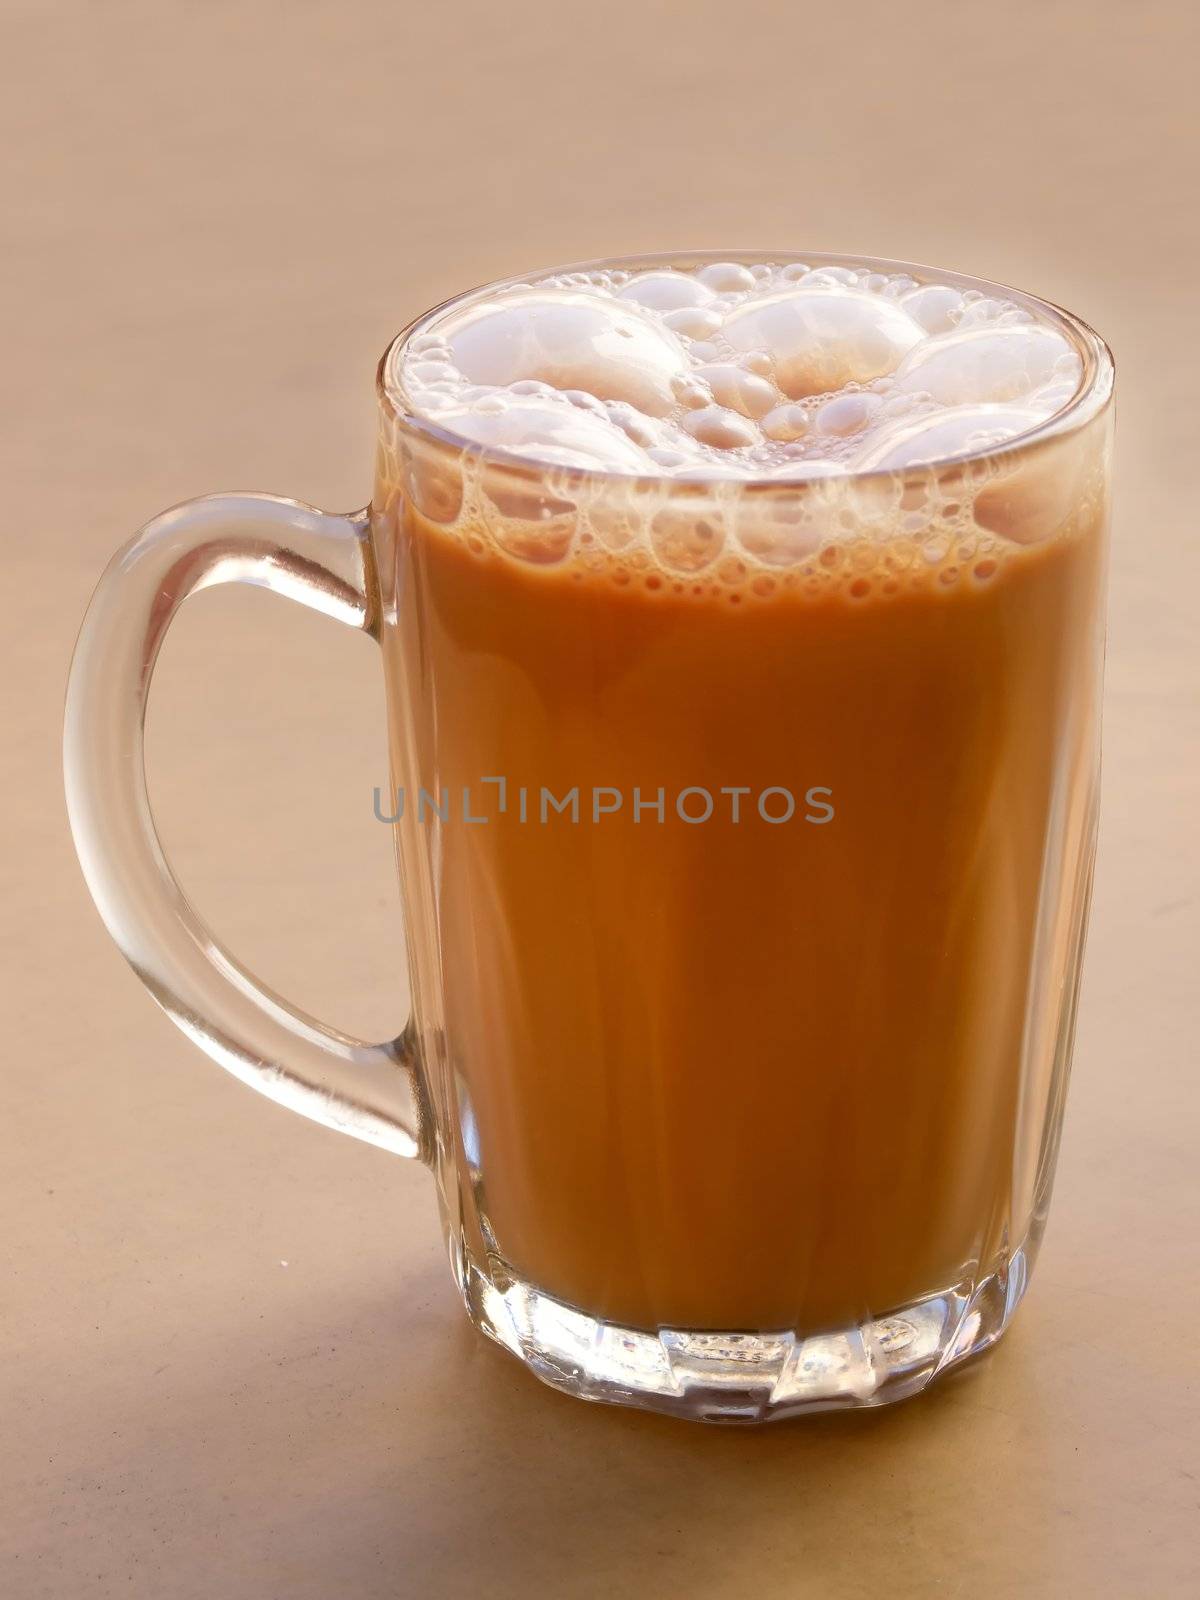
[{"left": 3, "top": 2, "right": 1198, "bottom": 1596}]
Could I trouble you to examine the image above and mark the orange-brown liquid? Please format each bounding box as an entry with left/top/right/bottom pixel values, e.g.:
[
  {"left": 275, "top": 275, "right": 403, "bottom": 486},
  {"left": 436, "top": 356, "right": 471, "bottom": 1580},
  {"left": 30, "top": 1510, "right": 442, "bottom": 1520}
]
[{"left": 375, "top": 450, "right": 1106, "bottom": 1333}]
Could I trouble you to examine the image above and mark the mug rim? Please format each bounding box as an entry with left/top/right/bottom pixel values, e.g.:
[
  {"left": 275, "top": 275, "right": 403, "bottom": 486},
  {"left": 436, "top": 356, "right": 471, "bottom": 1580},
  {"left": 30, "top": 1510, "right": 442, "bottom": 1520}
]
[{"left": 375, "top": 250, "right": 1115, "bottom": 490}]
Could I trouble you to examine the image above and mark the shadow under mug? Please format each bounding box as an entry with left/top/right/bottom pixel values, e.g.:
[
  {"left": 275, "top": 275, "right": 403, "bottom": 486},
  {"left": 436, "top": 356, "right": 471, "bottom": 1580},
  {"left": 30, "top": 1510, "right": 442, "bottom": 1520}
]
[{"left": 65, "top": 252, "right": 1114, "bottom": 1422}]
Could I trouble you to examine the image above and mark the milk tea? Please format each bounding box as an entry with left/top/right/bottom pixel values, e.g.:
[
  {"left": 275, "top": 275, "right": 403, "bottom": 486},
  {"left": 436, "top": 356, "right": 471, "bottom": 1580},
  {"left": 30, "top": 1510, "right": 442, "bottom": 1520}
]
[{"left": 372, "top": 257, "right": 1109, "bottom": 1334}]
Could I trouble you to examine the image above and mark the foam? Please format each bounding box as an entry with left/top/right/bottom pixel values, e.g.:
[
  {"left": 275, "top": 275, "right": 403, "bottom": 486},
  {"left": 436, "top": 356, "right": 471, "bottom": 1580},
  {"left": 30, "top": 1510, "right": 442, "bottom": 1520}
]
[
  {"left": 383, "top": 259, "right": 1105, "bottom": 592},
  {"left": 394, "top": 259, "right": 1084, "bottom": 482}
]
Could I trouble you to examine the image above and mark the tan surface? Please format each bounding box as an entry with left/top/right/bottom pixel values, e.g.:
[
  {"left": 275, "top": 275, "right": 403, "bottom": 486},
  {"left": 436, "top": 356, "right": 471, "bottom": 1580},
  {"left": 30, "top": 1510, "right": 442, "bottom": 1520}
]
[{"left": 3, "top": 3, "right": 1197, "bottom": 1596}]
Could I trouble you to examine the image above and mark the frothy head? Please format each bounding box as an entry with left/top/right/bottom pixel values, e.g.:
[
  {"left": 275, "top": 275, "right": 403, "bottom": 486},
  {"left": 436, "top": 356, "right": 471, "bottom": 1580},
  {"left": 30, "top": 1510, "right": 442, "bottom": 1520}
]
[
  {"left": 377, "top": 254, "right": 1112, "bottom": 596},
  {"left": 387, "top": 254, "right": 1094, "bottom": 482}
]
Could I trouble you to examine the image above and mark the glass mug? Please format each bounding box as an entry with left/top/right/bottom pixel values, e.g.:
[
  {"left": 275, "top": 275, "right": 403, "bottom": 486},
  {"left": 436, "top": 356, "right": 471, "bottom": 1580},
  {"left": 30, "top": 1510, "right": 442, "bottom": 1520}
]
[{"left": 65, "top": 253, "right": 1113, "bottom": 1422}]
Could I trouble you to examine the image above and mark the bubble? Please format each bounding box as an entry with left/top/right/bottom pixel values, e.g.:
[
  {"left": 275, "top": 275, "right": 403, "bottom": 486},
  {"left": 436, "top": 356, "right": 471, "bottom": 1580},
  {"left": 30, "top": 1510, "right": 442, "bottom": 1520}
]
[
  {"left": 893, "top": 325, "right": 1074, "bottom": 406},
  {"left": 442, "top": 288, "right": 689, "bottom": 415},
  {"left": 562, "top": 388, "right": 610, "bottom": 416},
  {"left": 682, "top": 405, "right": 760, "bottom": 450},
  {"left": 722, "top": 289, "right": 924, "bottom": 398},
  {"left": 408, "top": 359, "right": 460, "bottom": 385},
  {"left": 1028, "top": 375, "right": 1081, "bottom": 417},
  {"left": 617, "top": 271, "right": 717, "bottom": 311},
  {"left": 605, "top": 400, "right": 665, "bottom": 448},
  {"left": 803, "top": 266, "right": 861, "bottom": 288},
  {"left": 636, "top": 447, "right": 682, "bottom": 471},
  {"left": 735, "top": 484, "right": 828, "bottom": 565},
  {"left": 411, "top": 387, "right": 457, "bottom": 413},
  {"left": 439, "top": 395, "right": 652, "bottom": 471},
  {"left": 855, "top": 403, "right": 1044, "bottom": 470},
  {"left": 899, "top": 284, "right": 963, "bottom": 334},
  {"left": 878, "top": 389, "right": 929, "bottom": 419},
  {"left": 760, "top": 403, "right": 811, "bottom": 442},
  {"left": 489, "top": 515, "right": 577, "bottom": 564},
  {"left": 508, "top": 378, "right": 560, "bottom": 399},
  {"left": 973, "top": 429, "right": 1092, "bottom": 545},
  {"left": 650, "top": 505, "right": 726, "bottom": 571},
  {"left": 814, "top": 392, "right": 883, "bottom": 436},
  {"left": 408, "top": 333, "right": 453, "bottom": 357},
  {"left": 696, "top": 262, "right": 758, "bottom": 292},
  {"left": 477, "top": 462, "right": 580, "bottom": 565},
  {"left": 588, "top": 503, "right": 640, "bottom": 551},
  {"left": 405, "top": 445, "right": 463, "bottom": 524},
  {"left": 693, "top": 364, "right": 780, "bottom": 418},
  {"left": 670, "top": 373, "right": 716, "bottom": 409},
  {"left": 662, "top": 305, "right": 725, "bottom": 339},
  {"left": 957, "top": 296, "right": 1031, "bottom": 329}
]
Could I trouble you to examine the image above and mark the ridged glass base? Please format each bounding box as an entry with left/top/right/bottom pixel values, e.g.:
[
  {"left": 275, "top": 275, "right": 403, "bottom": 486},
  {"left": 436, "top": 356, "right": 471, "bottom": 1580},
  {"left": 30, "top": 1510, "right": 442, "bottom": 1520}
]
[{"left": 461, "top": 1238, "right": 1035, "bottom": 1423}]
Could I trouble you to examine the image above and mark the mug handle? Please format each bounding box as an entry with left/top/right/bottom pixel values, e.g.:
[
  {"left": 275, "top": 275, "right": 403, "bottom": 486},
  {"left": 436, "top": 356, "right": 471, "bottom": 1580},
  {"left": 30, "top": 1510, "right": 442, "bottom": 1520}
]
[{"left": 64, "top": 492, "right": 424, "bottom": 1158}]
